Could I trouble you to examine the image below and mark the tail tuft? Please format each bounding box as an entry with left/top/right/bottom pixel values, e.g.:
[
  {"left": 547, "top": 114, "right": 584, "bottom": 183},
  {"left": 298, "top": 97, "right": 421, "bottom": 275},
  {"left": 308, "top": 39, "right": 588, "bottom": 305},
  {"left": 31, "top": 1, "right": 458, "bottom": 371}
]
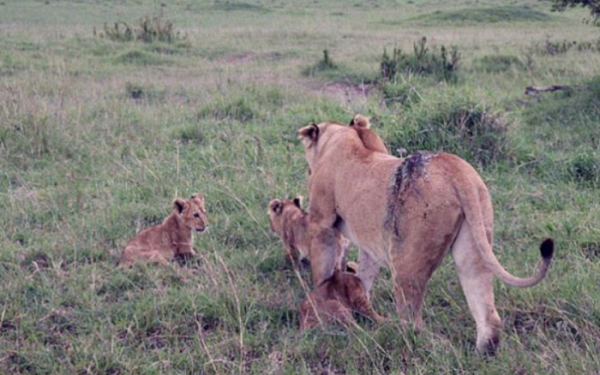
[{"left": 540, "top": 238, "right": 554, "bottom": 260}]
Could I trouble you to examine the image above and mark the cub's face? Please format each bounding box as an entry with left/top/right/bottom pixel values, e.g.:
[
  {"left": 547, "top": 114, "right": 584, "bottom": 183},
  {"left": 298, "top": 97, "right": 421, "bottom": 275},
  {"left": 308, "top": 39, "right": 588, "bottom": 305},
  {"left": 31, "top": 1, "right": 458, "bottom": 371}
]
[
  {"left": 174, "top": 194, "right": 209, "bottom": 233},
  {"left": 267, "top": 196, "right": 303, "bottom": 238}
]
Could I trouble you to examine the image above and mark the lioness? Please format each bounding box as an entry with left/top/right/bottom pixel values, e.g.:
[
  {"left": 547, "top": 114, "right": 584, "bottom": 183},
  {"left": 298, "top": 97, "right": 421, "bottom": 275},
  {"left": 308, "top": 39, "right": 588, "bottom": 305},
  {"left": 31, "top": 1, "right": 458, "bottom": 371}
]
[
  {"left": 299, "top": 270, "right": 385, "bottom": 331},
  {"left": 119, "top": 194, "right": 208, "bottom": 265},
  {"left": 268, "top": 196, "right": 356, "bottom": 272},
  {"left": 298, "top": 115, "right": 554, "bottom": 353}
]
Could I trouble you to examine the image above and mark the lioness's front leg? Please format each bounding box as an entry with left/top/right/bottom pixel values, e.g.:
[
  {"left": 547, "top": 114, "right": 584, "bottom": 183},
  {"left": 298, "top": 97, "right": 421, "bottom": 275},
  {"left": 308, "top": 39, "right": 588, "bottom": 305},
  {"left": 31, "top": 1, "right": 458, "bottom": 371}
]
[
  {"left": 308, "top": 223, "right": 338, "bottom": 286},
  {"left": 307, "top": 179, "right": 339, "bottom": 286}
]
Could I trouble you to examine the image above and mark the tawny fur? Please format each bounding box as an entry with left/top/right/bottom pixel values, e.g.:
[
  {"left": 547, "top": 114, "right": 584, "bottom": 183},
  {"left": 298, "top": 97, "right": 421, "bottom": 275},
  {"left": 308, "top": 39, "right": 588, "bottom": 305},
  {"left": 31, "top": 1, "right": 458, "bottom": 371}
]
[
  {"left": 349, "top": 115, "right": 389, "bottom": 154},
  {"left": 119, "top": 194, "right": 208, "bottom": 265},
  {"left": 299, "top": 270, "right": 385, "bottom": 331},
  {"left": 298, "top": 114, "right": 554, "bottom": 353},
  {"left": 267, "top": 196, "right": 351, "bottom": 272}
]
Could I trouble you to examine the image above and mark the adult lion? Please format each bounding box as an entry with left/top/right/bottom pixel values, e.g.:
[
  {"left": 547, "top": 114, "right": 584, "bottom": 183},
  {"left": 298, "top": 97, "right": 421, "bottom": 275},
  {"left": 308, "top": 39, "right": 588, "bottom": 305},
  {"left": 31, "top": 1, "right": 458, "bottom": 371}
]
[{"left": 297, "top": 115, "right": 554, "bottom": 353}]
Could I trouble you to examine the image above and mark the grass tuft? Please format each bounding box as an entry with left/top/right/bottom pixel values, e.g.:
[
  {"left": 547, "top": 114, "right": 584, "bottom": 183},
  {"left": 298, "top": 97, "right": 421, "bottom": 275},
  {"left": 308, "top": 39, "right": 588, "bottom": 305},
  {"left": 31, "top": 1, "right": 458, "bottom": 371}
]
[
  {"left": 384, "top": 89, "right": 508, "bottom": 166},
  {"left": 473, "top": 54, "right": 524, "bottom": 73}
]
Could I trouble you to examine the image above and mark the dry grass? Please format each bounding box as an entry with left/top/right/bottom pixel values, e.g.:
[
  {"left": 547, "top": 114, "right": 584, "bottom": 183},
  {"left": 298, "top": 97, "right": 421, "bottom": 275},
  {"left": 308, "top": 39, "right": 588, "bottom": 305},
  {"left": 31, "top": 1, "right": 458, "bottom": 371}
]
[{"left": 1, "top": 0, "right": 600, "bottom": 373}]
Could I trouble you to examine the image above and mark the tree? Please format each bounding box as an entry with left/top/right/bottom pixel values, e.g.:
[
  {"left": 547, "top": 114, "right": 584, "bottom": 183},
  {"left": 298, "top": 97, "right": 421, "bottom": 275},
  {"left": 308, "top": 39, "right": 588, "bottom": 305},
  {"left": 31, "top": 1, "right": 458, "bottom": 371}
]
[{"left": 546, "top": 0, "right": 600, "bottom": 25}]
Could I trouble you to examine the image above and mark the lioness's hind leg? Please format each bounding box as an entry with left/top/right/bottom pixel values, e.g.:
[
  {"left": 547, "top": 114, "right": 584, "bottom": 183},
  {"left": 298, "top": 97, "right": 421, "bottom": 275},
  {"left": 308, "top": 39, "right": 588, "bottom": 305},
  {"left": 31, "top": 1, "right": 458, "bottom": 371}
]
[
  {"left": 356, "top": 249, "right": 382, "bottom": 297},
  {"left": 452, "top": 223, "right": 502, "bottom": 354},
  {"left": 390, "top": 239, "right": 446, "bottom": 329}
]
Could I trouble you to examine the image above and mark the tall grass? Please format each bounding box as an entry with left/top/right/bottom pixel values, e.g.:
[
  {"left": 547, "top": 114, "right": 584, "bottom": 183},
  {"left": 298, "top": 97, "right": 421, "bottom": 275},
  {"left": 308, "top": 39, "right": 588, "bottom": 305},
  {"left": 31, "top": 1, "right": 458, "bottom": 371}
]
[{"left": 1, "top": 0, "right": 600, "bottom": 373}]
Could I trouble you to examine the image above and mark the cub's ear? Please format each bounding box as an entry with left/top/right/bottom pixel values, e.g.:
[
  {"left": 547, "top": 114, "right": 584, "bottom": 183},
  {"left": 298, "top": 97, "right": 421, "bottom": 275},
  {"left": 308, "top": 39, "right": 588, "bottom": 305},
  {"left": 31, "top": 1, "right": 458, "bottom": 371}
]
[
  {"left": 349, "top": 114, "right": 371, "bottom": 129},
  {"left": 190, "top": 193, "right": 204, "bottom": 203},
  {"left": 298, "top": 123, "right": 319, "bottom": 147},
  {"left": 292, "top": 195, "right": 303, "bottom": 209},
  {"left": 173, "top": 198, "right": 187, "bottom": 214},
  {"left": 346, "top": 261, "right": 359, "bottom": 274},
  {"left": 268, "top": 199, "right": 283, "bottom": 215}
]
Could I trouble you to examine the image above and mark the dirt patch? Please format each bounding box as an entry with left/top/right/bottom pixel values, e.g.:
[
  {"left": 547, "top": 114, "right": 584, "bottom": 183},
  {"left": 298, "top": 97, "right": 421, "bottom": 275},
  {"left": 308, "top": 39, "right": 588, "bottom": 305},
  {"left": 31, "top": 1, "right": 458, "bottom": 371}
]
[
  {"left": 219, "top": 52, "right": 258, "bottom": 64},
  {"left": 218, "top": 51, "right": 290, "bottom": 64},
  {"left": 315, "top": 81, "right": 374, "bottom": 103}
]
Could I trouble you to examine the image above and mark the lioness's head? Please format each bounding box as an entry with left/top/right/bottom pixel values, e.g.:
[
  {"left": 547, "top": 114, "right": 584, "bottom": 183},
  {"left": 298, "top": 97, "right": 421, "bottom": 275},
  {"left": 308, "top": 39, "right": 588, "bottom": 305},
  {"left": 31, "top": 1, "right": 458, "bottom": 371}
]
[
  {"left": 298, "top": 115, "right": 388, "bottom": 170},
  {"left": 173, "top": 193, "right": 209, "bottom": 233}
]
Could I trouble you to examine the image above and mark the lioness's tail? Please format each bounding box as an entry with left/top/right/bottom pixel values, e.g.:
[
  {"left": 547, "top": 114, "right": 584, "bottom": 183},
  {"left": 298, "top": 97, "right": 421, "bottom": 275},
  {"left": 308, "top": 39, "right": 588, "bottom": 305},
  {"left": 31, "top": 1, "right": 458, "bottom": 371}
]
[{"left": 457, "top": 180, "right": 554, "bottom": 288}]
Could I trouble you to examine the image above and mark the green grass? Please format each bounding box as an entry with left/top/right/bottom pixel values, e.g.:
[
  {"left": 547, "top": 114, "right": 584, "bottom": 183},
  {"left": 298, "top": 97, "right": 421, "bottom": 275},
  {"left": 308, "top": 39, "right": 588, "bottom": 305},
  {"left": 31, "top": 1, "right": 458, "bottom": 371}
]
[
  {"left": 412, "top": 5, "right": 555, "bottom": 25},
  {"left": 1, "top": 0, "right": 600, "bottom": 373}
]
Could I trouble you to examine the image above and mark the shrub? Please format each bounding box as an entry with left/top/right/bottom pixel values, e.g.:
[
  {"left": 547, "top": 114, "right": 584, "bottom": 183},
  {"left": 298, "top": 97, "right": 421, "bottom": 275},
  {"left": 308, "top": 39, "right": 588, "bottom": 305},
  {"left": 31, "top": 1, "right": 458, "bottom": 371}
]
[
  {"left": 531, "top": 39, "right": 600, "bottom": 56},
  {"left": 302, "top": 49, "right": 338, "bottom": 76},
  {"left": 541, "top": 39, "right": 577, "bottom": 56},
  {"left": 97, "top": 13, "right": 186, "bottom": 44},
  {"left": 380, "top": 37, "right": 460, "bottom": 82}
]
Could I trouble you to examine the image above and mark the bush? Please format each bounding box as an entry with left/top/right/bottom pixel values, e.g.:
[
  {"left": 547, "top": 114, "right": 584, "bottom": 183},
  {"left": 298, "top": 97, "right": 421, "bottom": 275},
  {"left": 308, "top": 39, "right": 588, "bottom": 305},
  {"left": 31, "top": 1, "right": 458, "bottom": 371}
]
[
  {"left": 380, "top": 37, "right": 460, "bottom": 82},
  {"left": 541, "top": 39, "right": 577, "bottom": 56},
  {"left": 532, "top": 39, "right": 600, "bottom": 56},
  {"left": 385, "top": 92, "right": 508, "bottom": 166},
  {"left": 97, "top": 13, "right": 186, "bottom": 44}
]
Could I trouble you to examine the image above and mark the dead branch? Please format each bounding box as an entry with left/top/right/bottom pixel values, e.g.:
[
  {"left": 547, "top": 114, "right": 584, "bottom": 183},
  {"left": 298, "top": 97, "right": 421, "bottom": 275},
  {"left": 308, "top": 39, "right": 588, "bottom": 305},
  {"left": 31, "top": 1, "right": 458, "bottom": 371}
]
[{"left": 525, "top": 85, "right": 570, "bottom": 95}]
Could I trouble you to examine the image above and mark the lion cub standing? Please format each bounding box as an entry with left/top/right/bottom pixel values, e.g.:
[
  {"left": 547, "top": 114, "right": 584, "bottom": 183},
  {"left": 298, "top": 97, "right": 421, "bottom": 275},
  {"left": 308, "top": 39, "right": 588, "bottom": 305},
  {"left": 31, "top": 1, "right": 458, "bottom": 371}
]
[
  {"left": 299, "top": 270, "right": 384, "bottom": 330},
  {"left": 267, "top": 196, "right": 355, "bottom": 272},
  {"left": 119, "top": 194, "right": 208, "bottom": 265}
]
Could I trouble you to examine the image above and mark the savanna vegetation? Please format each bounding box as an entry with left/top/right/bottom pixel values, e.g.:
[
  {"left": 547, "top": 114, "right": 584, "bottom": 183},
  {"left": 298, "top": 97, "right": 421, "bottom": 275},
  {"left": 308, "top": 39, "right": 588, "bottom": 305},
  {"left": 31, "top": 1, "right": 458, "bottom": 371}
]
[{"left": 1, "top": 0, "right": 600, "bottom": 373}]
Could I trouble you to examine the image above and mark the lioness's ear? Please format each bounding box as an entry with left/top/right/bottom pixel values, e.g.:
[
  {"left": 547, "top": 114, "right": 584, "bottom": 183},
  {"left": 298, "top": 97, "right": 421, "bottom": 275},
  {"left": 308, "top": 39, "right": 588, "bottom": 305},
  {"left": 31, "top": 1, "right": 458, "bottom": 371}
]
[
  {"left": 298, "top": 123, "right": 319, "bottom": 147},
  {"left": 292, "top": 195, "right": 303, "bottom": 209},
  {"left": 268, "top": 199, "right": 283, "bottom": 215},
  {"left": 173, "top": 198, "right": 187, "bottom": 214},
  {"left": 349, "top": 114, "right": 371, "bottom": 129}
]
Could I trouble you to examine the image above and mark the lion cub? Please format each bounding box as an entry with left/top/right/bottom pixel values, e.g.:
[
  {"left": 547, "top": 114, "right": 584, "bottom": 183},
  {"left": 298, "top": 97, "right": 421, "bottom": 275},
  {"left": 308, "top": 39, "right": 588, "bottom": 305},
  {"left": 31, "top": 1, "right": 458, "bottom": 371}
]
[
  {"left": 267, "top": 196, "right": 355, "bottom": 272},
  {"left": 299, "top": 270, "right": 385, "bottom": 330},
  {"left": 119, "top": 194, "right": 208, "bottom": 266}
]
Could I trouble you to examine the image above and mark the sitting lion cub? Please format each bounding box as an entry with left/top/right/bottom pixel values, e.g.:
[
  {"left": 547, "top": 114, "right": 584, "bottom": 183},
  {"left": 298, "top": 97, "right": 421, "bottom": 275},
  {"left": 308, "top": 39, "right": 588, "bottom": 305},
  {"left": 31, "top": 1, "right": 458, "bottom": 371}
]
[
  {"left": 119, "top": 194, "right": 208, "bottom": 265},
  {"left": 299, "top": 270, "right": 385, "bottom": 330},
  {"left": 267, "top": 196, "right": 356, "bottom": 272}
]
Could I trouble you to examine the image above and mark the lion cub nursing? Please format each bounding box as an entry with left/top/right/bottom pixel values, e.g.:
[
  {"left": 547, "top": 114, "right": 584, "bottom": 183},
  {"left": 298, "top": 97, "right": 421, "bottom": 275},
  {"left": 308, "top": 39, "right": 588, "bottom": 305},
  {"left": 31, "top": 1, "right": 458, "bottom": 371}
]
[
  {"left": 268, "top": 196, "right": 381, "bottom": 330},
  {"left": 299, "top": 270, "right": 385, "bottom": 330},
  {"left": 119, "top": 194, "right": 208, "bottom": 265}
]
